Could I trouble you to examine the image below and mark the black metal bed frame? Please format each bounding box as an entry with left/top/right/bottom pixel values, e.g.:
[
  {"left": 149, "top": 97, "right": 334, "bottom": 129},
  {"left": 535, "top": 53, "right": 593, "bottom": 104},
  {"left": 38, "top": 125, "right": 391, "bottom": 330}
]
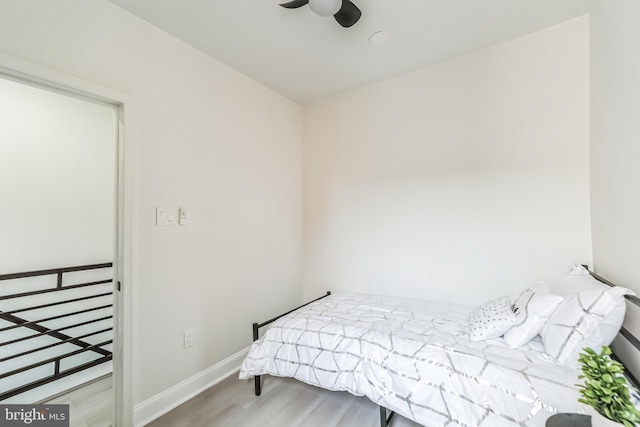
[
  {"left": 0, "top": 263, "right": 114, "bottom": 401},
  {"left": 250, "top": 268, "right": 640, "bottom": 427},
  {"left": 250, "top": 290, "right": 396, "bottom": 427},
  {"left": 251, "top": 291, "right": 331, "bottom": 396}
]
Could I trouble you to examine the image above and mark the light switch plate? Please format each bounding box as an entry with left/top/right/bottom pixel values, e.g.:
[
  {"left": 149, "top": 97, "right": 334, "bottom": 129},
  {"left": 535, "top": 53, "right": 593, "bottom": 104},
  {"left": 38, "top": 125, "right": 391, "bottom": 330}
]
[{"left": 156, "top": 207, "right": 177, "bottom": 226}]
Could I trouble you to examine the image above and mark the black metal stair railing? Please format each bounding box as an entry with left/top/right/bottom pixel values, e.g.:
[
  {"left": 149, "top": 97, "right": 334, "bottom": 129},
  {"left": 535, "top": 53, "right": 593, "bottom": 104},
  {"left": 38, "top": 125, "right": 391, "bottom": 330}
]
[{"left": 0, "top": 263, "right": 114, "bottom": 401}]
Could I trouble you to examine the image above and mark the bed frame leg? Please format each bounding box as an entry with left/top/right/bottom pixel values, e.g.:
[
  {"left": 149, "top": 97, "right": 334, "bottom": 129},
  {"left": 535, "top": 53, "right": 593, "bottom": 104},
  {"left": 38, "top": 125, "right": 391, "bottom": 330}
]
[
  {"left": 254, "top": 375, "right": 261, "bottom": 396},
  {"left": 252, "top": 322, "right": 262, "bottom": 396},
  {"left": 379, "top": 406, "right": 394, "bottom": 426}
]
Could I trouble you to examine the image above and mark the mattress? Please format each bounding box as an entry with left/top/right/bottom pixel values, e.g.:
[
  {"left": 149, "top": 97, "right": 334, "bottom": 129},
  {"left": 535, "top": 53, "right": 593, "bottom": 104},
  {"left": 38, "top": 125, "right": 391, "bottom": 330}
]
[{"left": 239, "top": 293, "right": 584, "bottom": 426}]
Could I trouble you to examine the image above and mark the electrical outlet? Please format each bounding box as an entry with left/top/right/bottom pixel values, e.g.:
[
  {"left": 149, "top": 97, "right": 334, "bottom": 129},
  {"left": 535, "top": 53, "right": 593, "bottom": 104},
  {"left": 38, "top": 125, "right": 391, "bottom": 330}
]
[{"left": 184, "top": 329, "right": 193, "bottom": 348}]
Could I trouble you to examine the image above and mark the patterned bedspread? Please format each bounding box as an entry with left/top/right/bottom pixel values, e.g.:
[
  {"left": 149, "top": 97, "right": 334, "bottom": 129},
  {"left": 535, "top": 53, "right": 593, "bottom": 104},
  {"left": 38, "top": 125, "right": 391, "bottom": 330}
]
[{"left": 239, "top": 293, "right": 584, "bottom": 426}]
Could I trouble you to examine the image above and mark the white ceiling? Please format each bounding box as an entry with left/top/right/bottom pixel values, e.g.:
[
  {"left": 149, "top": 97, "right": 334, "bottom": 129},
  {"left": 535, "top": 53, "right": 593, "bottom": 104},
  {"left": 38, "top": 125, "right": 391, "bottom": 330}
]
[{"left": 107, "top": 0, "right": 591, "bottom": 104}]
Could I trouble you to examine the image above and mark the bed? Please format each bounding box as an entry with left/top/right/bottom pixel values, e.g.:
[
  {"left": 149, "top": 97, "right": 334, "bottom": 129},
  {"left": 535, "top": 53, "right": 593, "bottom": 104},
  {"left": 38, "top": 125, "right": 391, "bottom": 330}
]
[{"left": 239, "top": 267, "right": 640, "bottom": 427}]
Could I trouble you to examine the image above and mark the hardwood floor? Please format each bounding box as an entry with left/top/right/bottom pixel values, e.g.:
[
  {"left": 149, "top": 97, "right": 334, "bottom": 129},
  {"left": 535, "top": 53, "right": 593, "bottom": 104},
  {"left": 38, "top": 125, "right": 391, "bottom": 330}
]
[
  {"left": 147, "top": 373, "right": 422, "bottom": 427},
  {"left": 45, "top": 376, "right": 113, "bottom": 427}
]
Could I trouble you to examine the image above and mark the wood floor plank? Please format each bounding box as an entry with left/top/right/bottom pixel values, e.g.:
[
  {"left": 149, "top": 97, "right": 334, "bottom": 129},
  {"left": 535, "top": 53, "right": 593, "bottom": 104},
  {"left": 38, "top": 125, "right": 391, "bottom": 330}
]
[
  {"left": 147, "top": 372, "right": 423, "bottom": 427},
  {"left": 265, "top": 383, "right": 327, "bottom": 426},
  {"left": 45, "top": 376, "right": 112, "bottom": 427}
]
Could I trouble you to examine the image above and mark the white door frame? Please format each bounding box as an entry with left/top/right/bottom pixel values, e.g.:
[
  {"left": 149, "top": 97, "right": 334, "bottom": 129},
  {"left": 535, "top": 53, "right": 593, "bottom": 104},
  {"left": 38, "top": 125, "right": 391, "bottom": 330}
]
[{"left": 0, "top": 53, "right": 134, "bottom": 427}]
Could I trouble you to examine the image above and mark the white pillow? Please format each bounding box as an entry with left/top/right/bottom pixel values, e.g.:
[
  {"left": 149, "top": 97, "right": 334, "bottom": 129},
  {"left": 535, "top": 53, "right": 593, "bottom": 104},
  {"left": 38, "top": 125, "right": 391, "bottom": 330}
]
[
  {"left": 554, "top": 266, "right": 631, "bottom": 347},
  {"left": 541, "top": 266, "right": 635, "bottom": 365},
  {"left": 503, "top": 286, "right": 563, "bottom": 348},
  {"left": 468, "top": 296, "right": 517, "bottom": 342}
]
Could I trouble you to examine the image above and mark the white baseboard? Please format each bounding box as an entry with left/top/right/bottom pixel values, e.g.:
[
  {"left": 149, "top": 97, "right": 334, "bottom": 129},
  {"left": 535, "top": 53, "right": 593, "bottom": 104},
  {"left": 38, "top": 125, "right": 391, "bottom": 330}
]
[{"left": 133, "top": 346, "right": 250, "bottom": 427}]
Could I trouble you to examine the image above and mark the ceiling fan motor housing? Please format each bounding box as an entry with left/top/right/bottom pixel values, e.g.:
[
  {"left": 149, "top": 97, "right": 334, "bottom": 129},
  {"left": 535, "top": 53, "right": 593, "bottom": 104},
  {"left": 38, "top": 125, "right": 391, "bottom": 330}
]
[
  {"left": 279, "top": 0, "right": 362, "bottom": 28},
  {"left": 308, "top": 0, "right": 342, "bottom": 16}
]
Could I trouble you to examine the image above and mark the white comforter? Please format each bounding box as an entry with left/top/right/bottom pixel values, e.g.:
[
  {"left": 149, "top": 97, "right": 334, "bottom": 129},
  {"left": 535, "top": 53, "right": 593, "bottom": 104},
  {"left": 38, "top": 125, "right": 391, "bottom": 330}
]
[{"left": 239, "top": 293, "right": 584, "bottom": 427}]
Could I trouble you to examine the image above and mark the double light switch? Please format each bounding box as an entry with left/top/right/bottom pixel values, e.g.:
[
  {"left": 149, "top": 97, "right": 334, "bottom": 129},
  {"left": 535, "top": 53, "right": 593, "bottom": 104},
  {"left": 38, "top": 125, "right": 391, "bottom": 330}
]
[{"left": 156, "top": 207, "right": 188, "bottom": 226}]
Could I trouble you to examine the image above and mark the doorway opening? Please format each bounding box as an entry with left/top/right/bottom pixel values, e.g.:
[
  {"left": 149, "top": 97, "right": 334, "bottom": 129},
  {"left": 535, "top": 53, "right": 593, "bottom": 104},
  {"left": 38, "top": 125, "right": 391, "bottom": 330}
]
[{"left": 0, "top": 70, "right": 130, "bottom": 427}]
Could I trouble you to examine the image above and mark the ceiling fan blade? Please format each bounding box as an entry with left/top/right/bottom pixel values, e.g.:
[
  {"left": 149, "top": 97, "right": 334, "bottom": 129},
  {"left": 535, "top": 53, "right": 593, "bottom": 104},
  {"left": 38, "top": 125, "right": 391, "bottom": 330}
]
[
  {"left": 279, "top": 0, "right": 309, "bottom": 9},
  {"left": 333, "top": 0, "right": 361, "bottom": 27}
]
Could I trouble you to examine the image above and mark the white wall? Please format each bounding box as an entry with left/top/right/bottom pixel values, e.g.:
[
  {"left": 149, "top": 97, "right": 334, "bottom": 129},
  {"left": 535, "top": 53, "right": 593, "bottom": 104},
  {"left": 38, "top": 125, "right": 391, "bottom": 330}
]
[
  {"left": 589, "top": 1, "right": 640, "bottom": 294},
  {"left": 0, "top": 0, "right": 303, "bottom": 405},
  {"left": 302, "top": 16, "right": 591, "bottom": 304},
  {"left": 0, "top": 78, "right": 115, "bottom": 272}
]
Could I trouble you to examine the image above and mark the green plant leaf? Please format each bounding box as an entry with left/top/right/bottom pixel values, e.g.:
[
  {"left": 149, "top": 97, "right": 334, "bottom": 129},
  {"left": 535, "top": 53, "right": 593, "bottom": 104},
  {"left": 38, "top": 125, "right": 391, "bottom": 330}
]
[
  {"left": 604, "top": 406, "right": 613, "bottom": 419},
  {"left": 577, "top": 346, "right": 639, "bottom": 425}
]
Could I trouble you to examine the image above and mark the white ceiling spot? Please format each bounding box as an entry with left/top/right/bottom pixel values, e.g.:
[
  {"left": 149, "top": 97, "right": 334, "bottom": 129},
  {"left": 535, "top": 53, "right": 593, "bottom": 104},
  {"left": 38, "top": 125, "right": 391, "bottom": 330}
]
[
  {"left": 106, "top": 0, "right": 590, "bottom": 104},
  {"left": 368, "top": 31, "right": 391, "bottom": 48}
]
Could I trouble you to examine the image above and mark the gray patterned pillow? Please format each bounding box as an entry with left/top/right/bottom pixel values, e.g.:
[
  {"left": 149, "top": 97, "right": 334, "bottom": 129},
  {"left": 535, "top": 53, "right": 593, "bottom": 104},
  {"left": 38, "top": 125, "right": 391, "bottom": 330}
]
[{"left": 468, "top": 296, "right": 517, "bottom": 341}]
